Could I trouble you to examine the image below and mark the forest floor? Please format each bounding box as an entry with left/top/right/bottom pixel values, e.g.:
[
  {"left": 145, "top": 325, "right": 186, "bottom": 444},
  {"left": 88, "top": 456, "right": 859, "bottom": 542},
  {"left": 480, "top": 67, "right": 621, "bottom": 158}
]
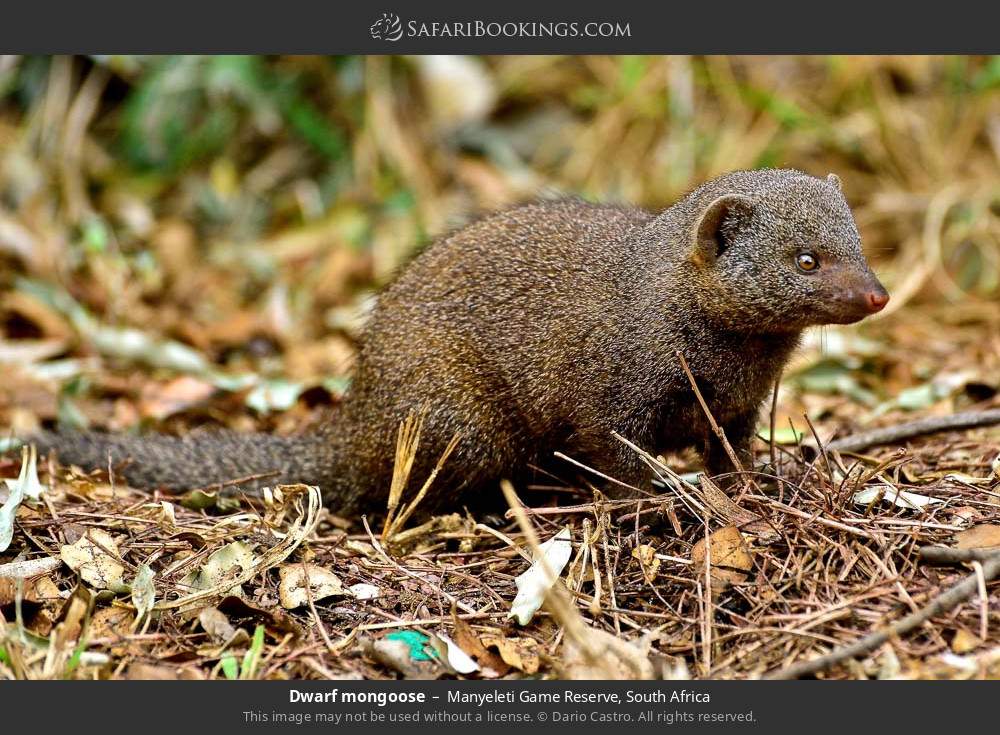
[{"left": 1, "top": 300, "right": 999, "bottom": 680}]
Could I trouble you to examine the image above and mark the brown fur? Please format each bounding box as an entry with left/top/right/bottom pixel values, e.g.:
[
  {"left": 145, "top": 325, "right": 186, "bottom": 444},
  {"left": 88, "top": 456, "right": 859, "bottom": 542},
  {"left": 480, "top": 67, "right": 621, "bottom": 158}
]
[{"left": 32, "top": 169, "right": 888, "bottom": 514}]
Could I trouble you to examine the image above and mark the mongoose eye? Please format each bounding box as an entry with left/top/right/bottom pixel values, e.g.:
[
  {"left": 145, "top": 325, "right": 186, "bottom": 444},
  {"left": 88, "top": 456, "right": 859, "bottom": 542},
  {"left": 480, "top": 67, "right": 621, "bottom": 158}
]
[{"left": 795, "top": 252, "right": 819, "bottom": 272}]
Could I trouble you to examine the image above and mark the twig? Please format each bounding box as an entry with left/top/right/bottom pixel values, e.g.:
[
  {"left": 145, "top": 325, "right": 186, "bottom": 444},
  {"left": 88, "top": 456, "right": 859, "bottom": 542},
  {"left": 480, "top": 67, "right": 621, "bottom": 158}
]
[
  {"left": 301, "top": 563, "right": 337, "bottom": 654},
  {"left": 769, "top": 376, "right": 780, "bottom": 471},
  {"left": 192, "top": 470, "right": 281, "bottom": 494},
  {"left": 553, "top": 451, "right": 646, "bottom": 494},
  {"left": 766, "top": 550, "right": 1000, "bottom": 679},
  {"left": 919, "top": 546, "right": 1000, "bottom": 565},
  {"left": 361, "top": 516, "right": 477, "bottom": 615},
  {"left": 676, "top": 351, "right": 743, "bottom": 474},
  {"left": 826, "top": 408, "right": 1000, "bottom": 454}
]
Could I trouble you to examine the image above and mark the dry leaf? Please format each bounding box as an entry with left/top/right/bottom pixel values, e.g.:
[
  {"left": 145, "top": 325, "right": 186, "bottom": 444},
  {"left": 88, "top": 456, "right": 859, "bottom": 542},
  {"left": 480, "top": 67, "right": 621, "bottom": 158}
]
[
  {"left": 951, "top": 629, "right": 982, "bottom": 654},
  {"left": 631, "top": 544, "right": 660, "bottom": 584},
  {"left": 428, "top": 633, "right": 480, "bottom": 675},
  {"left": 198, "top": 607, "right": 238, "bottom": 642},
  {"left": 691, "top": 525, "right": 753, "bottom": 590},
  {"left": 180, "top": 541, "right": 255, "bottom": 597},
  {"left": 955, "top": 524, "right": 1000, "bottom": 550},
  {"left": 853, "top": 485, "right": 943, "bottom": 510},
  {"left": 480, "top": 634, "right": 540, "bottom": 675},
  {"left": 349, "top": 583, "right": 380, "bottom": 600},
  {"left": 138, "top": 375, "right": 216, "bottom": 420},
  {"left": 561, "top": 627, "right": 654, "bottom": 680},
  {"left": 277, "top": 563, "right": 346, "bottom": 609},
  {"left": 508, "top": 527, "right": 572, "bottom": 625},
  {"left": 126, "top": 663, "right": 205, "bottom": 680},
  {"left": 367, "top": 637, "right": 440, "bottom": 680},
  {"left": 700, "top": 474, "right": 758, "bottom": 525},
  {"left": 131, "top": 563, "right": 156, "bottom": 621},
  {"left": 452, "top": 615, "right": 509, "bottom": 677},
  {"left": 60, "top": 529, "right": 126, "bottom": 591},
  {"left": 89, "top": 605, "right": 133, "bottom": 641}
]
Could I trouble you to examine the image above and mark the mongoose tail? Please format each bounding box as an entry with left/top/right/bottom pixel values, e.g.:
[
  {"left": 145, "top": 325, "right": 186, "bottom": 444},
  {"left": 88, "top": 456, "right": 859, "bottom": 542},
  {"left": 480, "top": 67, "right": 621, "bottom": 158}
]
[{"left": 30, "top": 429, "right": 341, "bottom": 497}]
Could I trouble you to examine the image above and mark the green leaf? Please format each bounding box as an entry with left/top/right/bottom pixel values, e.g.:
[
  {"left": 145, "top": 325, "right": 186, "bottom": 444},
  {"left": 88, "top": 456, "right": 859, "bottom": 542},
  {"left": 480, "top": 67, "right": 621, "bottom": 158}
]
[
  {"left": 220, "top": 655, "right": 239, "bottom": 680},
  {"left": 240, "top": 624, "right": 266, "bottom": 679},
  {"left": 63, "top": 636, "right": 88, "bottom": 678},
  {"left": 757, "top": 425, "right": 805, "bottom": 445},
  {"left": 80, "top": 216, "right": 110, "bottom": 254}
]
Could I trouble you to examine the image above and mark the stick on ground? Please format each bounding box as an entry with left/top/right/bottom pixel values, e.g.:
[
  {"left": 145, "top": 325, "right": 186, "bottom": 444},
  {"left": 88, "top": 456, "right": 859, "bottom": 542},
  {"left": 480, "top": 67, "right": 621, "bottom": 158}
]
[
  {"left": 826, "top": 408, "right": 1000, "bottom": 454},
  {"left": 765, "top": 549, "right": 1000, "bottom": 680}
]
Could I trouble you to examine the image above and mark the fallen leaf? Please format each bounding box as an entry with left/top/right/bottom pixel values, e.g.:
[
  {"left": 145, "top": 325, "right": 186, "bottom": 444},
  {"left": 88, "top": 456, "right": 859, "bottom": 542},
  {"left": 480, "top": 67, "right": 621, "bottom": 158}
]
[
  {"left": 138, "top": 376, "right": 216, "bottom": 420},
  {"left": 277, "top": 563, "right": 346, "bottom": 609},
  {"left": 452, "top": 614, "right": 509, "bottom": 677},
  {"left": 853, "top": 485, "right": 943, "bottom": 510},
  {"left": 561, "top": 627, "right": 654, "bottom": 680},
  {"left": 691, "top": 525, "right": 753, "bottom": 590},
  {"left": 349, "top": 583, "right": 380, "bottom": 600},
  {"left": 180, "top": 541, "right": 255, "bottom": 597},
  {"left": 126, "top": 663, "right": 204, "bottom": 680},
  {"left": 944, "top": 472, "right": 993, "bottom": 486},
  {"left": 368, "top": 636, "right": 439, "bottom": 679},
  {"left": 217, "top": 596, "right": 304, "bottom": 639},
  {"left": 0, "top": 338, "right": 68, "bottom": 365},
  {"left": 198, "top": 607, "right": 239, "bottom": 642},
  {"left": 2, "top": 446, "right": 47, "bottom": 552},
  {"left": 951, "top": 629, "right": 982, "bottom": 654},
  {"left": 480, "top": 634, "right": 540, "bottom": 675},
  {"left": 60, "top": 529, "right": 126, "bottom": 591},
  {"left": 631, "top": 544, "right": 660, "bottom": 584},
  {"left": 130, "top": 564, "right": 156, "bottom": 620},
  {"left": 178, "top": 488, "right": 240, "bottom": 512},
  {"left": 700, "top": 474, "right": 758, "bottom": 525},
  {"left": 429, "top": 633, "right": 480, "bottom": 675},
  {"left": 89, "top": 605, "right": 133, "bottom": 641},
  {"left": 508, "top": 527, "right": 572, "bottom": 625},
  {"left": 955, "top": 525, "right": 1000, "bottom": 550},
  {"left": 246, "top": 378, "right": 304, "bottom": 414}
]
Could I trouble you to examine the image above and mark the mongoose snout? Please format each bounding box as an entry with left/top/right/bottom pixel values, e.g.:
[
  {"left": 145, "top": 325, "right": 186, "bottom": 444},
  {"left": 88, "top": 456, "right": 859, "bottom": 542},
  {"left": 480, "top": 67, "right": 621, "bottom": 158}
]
[
  {"left": 30, "top": 168, "right": 888, "bottom": 515},
  {"left": 809, "top": 264, "right": 890, "bottom": 324}
]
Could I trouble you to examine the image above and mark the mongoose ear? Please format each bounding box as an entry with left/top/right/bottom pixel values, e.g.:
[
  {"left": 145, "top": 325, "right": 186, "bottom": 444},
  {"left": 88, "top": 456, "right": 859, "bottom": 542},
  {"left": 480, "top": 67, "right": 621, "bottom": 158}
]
[
  {"left": 691, "top": 194, "right": 754, "bottom": 266},
  {"left": 826, "top": 173, "right": 842, "bottom": 191}
]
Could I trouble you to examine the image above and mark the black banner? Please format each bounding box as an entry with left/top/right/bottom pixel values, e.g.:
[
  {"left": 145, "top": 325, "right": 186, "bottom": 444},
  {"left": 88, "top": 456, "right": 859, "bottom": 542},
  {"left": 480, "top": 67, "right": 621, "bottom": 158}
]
[
  {"left": 1, "top": 0, "right": 999, "bottom": 54},
  {"left": 2, "top": 680, "right": 995, "bottom": 731}
]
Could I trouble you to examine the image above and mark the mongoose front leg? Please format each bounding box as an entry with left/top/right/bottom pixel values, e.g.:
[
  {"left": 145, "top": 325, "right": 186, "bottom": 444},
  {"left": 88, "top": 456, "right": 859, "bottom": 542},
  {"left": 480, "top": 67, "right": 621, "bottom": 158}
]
[{"left": 703, "top": 411, "right": 759, "bottom": 482}]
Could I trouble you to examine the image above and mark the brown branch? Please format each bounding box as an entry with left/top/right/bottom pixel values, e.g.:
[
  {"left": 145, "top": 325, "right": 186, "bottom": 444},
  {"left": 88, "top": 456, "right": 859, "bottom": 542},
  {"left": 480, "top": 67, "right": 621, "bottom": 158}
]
[
  {"left": 826, "top": 408, "right": 1000, "bottom": 454},
  {"left": 766, "top": 549, "right": 1000, "bottom": 680},
  {"left": 919, "top": 546, "right": 1000, "bottom": 565},
  {"left": 676, "top": 351, "right": 743, "bottom": 473},
  {"left": 768, "top": 376, "right": 780, "bottom": 471}
]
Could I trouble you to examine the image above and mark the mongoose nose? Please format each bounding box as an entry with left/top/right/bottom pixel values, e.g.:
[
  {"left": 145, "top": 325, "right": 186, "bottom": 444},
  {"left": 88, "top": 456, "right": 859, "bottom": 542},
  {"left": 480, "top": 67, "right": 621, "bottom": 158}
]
[{"left": 865, "top": 288, "right": 889, "bottom": 313}]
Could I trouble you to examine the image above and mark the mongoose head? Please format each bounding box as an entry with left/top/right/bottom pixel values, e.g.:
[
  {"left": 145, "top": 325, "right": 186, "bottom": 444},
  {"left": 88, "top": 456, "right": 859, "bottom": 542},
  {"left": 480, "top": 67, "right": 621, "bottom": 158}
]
[{"left": 684, "top": 169, "right": 888, "bottom": 332}]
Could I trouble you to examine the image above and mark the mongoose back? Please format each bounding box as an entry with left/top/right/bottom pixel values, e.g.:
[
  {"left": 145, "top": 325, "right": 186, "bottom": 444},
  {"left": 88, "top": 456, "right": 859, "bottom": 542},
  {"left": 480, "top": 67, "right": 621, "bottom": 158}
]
[{"left": 31, "top": 169, "right": 889, "bottom": 514}]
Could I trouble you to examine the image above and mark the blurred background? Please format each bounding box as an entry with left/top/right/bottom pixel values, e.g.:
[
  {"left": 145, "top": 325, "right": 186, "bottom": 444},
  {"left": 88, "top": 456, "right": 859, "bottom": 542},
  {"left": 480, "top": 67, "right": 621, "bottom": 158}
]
[{"left": 0, "top": 55, "right": 997, "bottom": 445}]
